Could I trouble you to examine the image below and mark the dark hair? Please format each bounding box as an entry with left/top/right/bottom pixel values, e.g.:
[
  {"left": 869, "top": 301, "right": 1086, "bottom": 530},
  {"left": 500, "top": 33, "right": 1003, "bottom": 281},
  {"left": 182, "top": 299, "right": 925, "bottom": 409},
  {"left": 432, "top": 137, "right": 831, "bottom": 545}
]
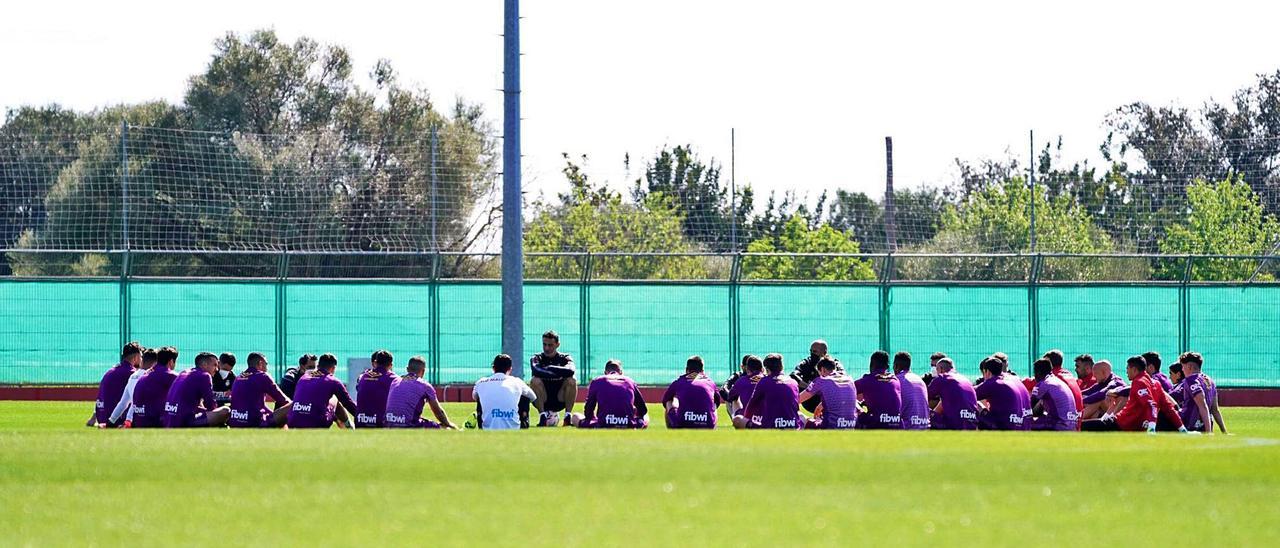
[
  {"left": 744, "top": 355, "right": 764, "bottom": 373},
  {"left": 195, "top": 352, "right": 218, "bottom": 367},
  {"left": 492, "top": 354, "right": 513, "bottom": 373},
  {"left": 893, "top": 351, "right": 912, "bottom": 373},
  {"left": 1142, "top": 351, "right": 1162, "bottom": 370},
  {"left": 685, "top": 355, "right": 705, "bottom": 374},
  {"left": 407, "top": 355, "right": 426, "bottom": 374},
  {"left": 542, "top": 330, "right": 560, "bottom": 342},
  {"left": 936, "top": 357, "right": 955, "bottom": 372},
  {"left": 219, "top": 352, "right": 237, "bottom": 366},
  {"left": 1074, "top": 354, "right": 1094, "bottom": 365},
  {"left": 604, "top": 359, "right": 623, "bottom": 374},
  {"left": 142, "top": 348, "right": 158, "bottom": 363},
  {"left": 1178, "top": 351, "right": 1203, "bottom": 368},
  {"left": 247, "top": 352, "right": 266, "bottom": 368},
  {"left": 763, "top": 353, "right": 784, "bottom": 374},
  {"left": 156, "top": 346, "right": 179, "bottom": 365},
  {"left": 373, "top": 349, "right": 394, "bottom": 367},
  {"left": 299, "top": 354, "right": 316, "bottom": 366},
  {"left": 979, "top": 357, "right": 1002, "bottom": 377},
  {"left": 1126, "top": 355, "right": 1147, "bottom": 372},
  {"left": 930, "top": 352, "right": 947, "bottom": 362},
  {"left": 869, "top": 350, "right": 890, "bottom": 372},
  {"left": 1043, "top": 349, "right": 1064, "bottom": 368},
  {"left": 816, "top": 356, "right": 838, "bottom": 373},
  {"left": 1033, "top": 358, "right": 1052, "bottom": 379},
  {"left": 121, "top": 341, "right": 143, "bottom": 360},
  {"left": 318, "top": 353, "right": 338, "bottom": 371},
  {"left": 992, "top": 352, "right": 1010, "bottom": 372},
  {"left": 1169, "top": 362, "right": 1184, "bottom": 375}
]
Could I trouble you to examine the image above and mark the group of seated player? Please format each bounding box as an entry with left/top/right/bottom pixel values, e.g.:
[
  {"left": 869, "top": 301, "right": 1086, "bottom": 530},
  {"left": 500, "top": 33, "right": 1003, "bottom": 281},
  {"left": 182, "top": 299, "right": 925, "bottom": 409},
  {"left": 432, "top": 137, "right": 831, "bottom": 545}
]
[{"left": 89, "top": 331, "right": 1228, "bottom": 434}]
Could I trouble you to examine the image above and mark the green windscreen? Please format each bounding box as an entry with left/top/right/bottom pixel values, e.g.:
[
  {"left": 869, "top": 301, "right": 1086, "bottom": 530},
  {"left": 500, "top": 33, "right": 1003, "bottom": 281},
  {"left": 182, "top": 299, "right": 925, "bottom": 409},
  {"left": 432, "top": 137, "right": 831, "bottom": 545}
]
[
  {"left": 1188, "top": 287, "right": 1280, "bottom": 387},
  {"left": 1036, "top": 286, "right": 1180, "bottom": 374},
  {"left": 738, "top": 285, "right": 879, "bottom": 378},
  {"left": 0, "top": 281, "right": 119, "bottom": 384},
  {"left": 889, "top": 286, "right": 1030, "bottom": 379}
]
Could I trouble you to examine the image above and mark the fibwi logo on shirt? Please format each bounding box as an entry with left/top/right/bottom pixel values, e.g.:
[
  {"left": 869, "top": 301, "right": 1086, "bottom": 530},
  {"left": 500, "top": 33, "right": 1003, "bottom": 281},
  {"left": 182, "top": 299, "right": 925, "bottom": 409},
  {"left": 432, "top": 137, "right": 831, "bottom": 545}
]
[
  {"left": 604, "top": 414, "right": 630, "bottom": 426},
  {"left": 164, "top": 402, "right": 179, "bottom": 414},
  {"left": 1067, "top": 411, "right": 1081, "bottom": 421},
  {"left": 834, "top": 417, "right": 856, "bottom": 428},
  {"left": 230, "top": 409, "right": 249, "bottom": 421},
  {"left": 773, "top": 417, "right": 796, "bottom": 428},
  {"left": 132, "top": 404, "right": 146, "bottom": 415},
  {"left": 357, "top": 413, "right": 378, "bottom": 424},
  {"left": 879, "top": 413, "right": 901, "bottom": 424},
  {"left": 684, "top": 411, "right": 710, "bottom": 423},
  {"left": 294, "top": 402, "right": 313, "bottom": 413},
  {"left": 960, "top": 409, "right": 978, "bottom": 421},
  {"left": 909, "top": 416, "right": 929, "bottom": 426},
  {"left": 491, "top": 408, "right": 516, "bottom": 419},
  {"left": 95, "top": 400, "right": 104, "bottom": 409},
  {"left": 1009, "top": 414, "right": 1024, "bottom": 424},
  {"left": 386, "top": 413, "right": 407, "bottom": 425}
]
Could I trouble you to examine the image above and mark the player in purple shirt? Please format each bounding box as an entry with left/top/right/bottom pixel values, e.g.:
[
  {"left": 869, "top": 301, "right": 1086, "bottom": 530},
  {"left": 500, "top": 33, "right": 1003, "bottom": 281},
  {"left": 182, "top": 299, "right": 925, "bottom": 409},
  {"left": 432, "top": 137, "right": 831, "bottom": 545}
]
[
  {"left": 287, "top": 353, "right": 359, "bottom": 429},
  {"left": 894, "top": 352, "right": 930, "bottom": 430},
  {"left": 1080, "top": 360, "right": 1125, "bottom": 420},
  {"left": 662, "top": 356, "right": 721, "bottom": 429},
  {"left": 355, "top": 349, "right": 399, "bottom": 428},
  {"left": 1177, "top": 352, "right": 1226, "bottom": 434},
  {"left": 726, "top": 355, "right": 764, "bottom": 417},
  {"left": 229, "top": 352, "right": 291, "bottom": 428},
  {"left": 1142, "top": 351, "right": 1175, "bottom": 394},
  {"left": 854, "top": 351, "right": 902, "bottom": 429},
  {"left": 570, "top": 359, "right": 649, "bottom": 429},
  {"left": 798, "top": 356, "right": 858, "bottom": 429},
  {"left": 926, "top": 357, "right": 979, "bottom": 430},
  {"left": 90, "top": 341, "right": 143, "bottom": 427},
  {"left": 163, "top": 352, "right": 231, "bottom": 428},
  {"left": 130, "top": 346, "right": 181, "bottom": 428},
  {"left": 385, "top": 356, "right": 457, "bottom": 429},
  {"left": 975, "top": 357, "right": 1030, "bottom": 430},
  {"left": 1029, "top": 358, "right": 1079, "bottom": 431},
  {"left": 737, "top": 353, "right": 802, "bottom": 430}
]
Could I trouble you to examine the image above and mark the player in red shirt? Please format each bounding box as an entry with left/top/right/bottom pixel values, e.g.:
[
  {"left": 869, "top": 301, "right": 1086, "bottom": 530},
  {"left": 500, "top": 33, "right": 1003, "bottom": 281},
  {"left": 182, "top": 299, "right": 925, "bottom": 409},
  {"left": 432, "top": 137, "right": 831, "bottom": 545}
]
[
  {"left": 1074, "top": 354, "right": 1097, "bottom": 391},
  {"left": 1082, "top": 355, "right": 1187, "bottom": 433}
]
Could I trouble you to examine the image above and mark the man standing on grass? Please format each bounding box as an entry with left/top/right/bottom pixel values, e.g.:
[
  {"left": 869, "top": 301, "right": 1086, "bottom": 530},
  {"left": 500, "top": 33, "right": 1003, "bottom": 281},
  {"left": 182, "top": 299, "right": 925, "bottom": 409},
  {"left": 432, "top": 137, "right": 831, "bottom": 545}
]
[
  {"left": 130, "top": 346, "right": 180, "bottom": 428},
  {"left": 228, "top": 352, "right": 291, "bottom": 428},
  {"left": 894, "top": 352, "right": 930, "bottom": 430},
  {"left": 163, "top": 352, "right": 231, "bottom": 428},
  {"left": 1029, "top": 358, "right": 1079, "bottom": 431},
  {"left": 725, "top": 355, "right": 764, "bottom": 419},
  {"left": 288, "top": 353, "right": 358, "bottom": 429},
  {"left": 1177, "top": 352, "right": 1226, "bottom": 434},
  {"left": 797, "top": 356, "right": 858, "bottom": 429},
  {"left": 738, "top": 354, "right": 802, "bottom": 430},
  {"left": 529, "top": 330, "right": 577, "bottom": 426},
  {"left": 280, "top": 354, "right": 316, "bottom": 400},
  {"left": 474, "top": 354, "right": 537, "bottom": 430},
  {"left": 854, "top": 351, "right": 902, "bottom": 429},
  {"left": 975, "top": 357, "right": 1030, "bottom": 430},
  {"left": 926, "top": 357, "right": 979, "bottom": 430},
  {"left": 107, "top": 347, "right": 157, "bottom": 428},
  {"left": 1080, "top": 360, "right": 1125, "bottom": 420},
  {"left": 90, "top": 341, "right": 143, "bottom": 428},
  {"left": 791, "top": 339, "right": 843, "bottom": 414},
  {"left": 355, "top": 350, "right": 399, "bottom": 428},
  {"left": 663, "top": 356, "right": 721, "bottom": 429},
  {"left": 570, "top": 359, "right": 649, "bottom": 429},
  {"left": 385, "top": 356, "right": 458, "bottom": 429}
]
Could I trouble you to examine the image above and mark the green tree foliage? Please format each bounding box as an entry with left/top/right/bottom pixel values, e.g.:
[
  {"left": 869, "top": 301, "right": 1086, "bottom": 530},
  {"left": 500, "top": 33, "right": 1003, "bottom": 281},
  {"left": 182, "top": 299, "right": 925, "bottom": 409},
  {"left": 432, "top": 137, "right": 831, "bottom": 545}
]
[
  {"left": 826, "top": 188, "right": 945, "bottom": 253},
  {"left": 742, "top": 215, "right": 875, "bottom": 281},
  {"left": 632, "top": 145, "right": 753, "bottom": 252},
  {"left": 1158, "top": 177, "right": 1280, "bottom": 281}
]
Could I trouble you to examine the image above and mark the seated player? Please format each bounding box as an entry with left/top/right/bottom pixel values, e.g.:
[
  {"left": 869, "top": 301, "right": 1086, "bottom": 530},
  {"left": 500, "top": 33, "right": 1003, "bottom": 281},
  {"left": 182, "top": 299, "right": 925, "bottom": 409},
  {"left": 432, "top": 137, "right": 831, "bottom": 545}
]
[
  {"left": 797, "top": 356, "right": 858, "bottom": 429},
  {"left": 854, "top": 351, "right": 902, "bottom": 429},
  {"left": 974, "top": 357, "right": 1030, "bottom": 430},
  {"left": 737, "top": 353, "right": 802, "bottom": 430},
  {"left": 1143, "top": 351, "right": 1175, "bottom": 393},
  {"left": 1081, "top": 356, "right": 1186, "bottom": 433},
  {"left": 287, "top": 353, "right": 358, "bottom": 429},
  {"left": 473, "top": 354, "right": 537, "bottom": 430},
  {"left": 1168, "top": 362, "right": 1186, "bottom": 405},
  {"left": 529, "top": 330, "right": 577, "bottom": 426},
  {"left": 107, "top": 347, "right": 157, "bottom": 428},
  {"left": 720, "top": 355, "right": 753, "bottom": 416},
  {"left": 894, "top": 351, "right": 929, "bottom": 430},
  {"left": 130, "top": 346, "right": 181, "bottom": 428},
  {"left": 725, "top": 355, "right": 764, "bottom": 418},
  {"left": 1074, "top": 354, "right": 1096, "bottom": 390},
  {"left": 926, "top": 357, "right": 979, "bottom": 430},
  {"left": 791, "top": 339, "right": 843, "bottom": 414},
  {"left": 1080, "top": 360, "right": 1125, "bottom": 420},
  {"left": 91, "top": 341, "right": 143, "bottom": 428},
  {"left": 355, "top": 350, "right": 399, "bottom": 428},
  {"left": 1028, "top": 358, "right": 1079, "bottom": 431},
  {"left": 570, "top": 359, "right": 649, "bottom": 429},
  {"left": 213, "top": 352, "right": 236, "bottom": 407},
  {"left": 662, "top": 356, "right": 721, "bottom": 429},
  {"left": 162, "top": 352, "right": 231, "bottom": 428},
  {"left": 228, "top": 352, "right": 292, "bottom": 428},
  {"left": 385, "top": 356, "right": 458, "bottom": 429},
  {"left": 280, "top": 354, "right": 317, "bottom": 400},
  {"left": 923, "top": 352, "right": 948, "bottom": 385},
  {"left": 1041, "top": 349, "right": 1084, "bottom": 414},
  {"left": 1177, "top": 352, "right": 1226, "bottom": 434}
]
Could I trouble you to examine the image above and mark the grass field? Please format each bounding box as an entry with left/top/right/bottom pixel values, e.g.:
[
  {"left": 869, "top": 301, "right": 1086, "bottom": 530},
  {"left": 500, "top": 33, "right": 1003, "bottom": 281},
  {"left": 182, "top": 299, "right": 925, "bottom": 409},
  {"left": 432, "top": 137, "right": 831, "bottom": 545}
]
[{"left": 2, "top": 402, "right": 1279, "bottom": 546}]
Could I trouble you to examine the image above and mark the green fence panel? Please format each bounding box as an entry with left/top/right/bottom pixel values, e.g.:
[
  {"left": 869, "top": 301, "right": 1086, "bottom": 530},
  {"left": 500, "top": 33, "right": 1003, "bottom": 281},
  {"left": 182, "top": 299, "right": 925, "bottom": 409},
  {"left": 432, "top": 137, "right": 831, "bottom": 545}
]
[
  {"left": 888, "top": 286, "right": 1030, "bottom": 379},
  {"left": 588, "top": 284, "right": 729, "bottom": 385},
  {"left": 0, "top": 281, "right": 120, "bottom": 384},
  {"left": 285, "top": 283, "right": 431, "bottom": 382},
  {"left": 1037, "top": 286, "right": 1180, "bottom": 371},
  {"left": 1188, "top": 287, "right": 1280, "bottom": 387},
  {"left": 738, "top": 285, "right": 880, "bottom": 378},
  {"left": 130, "top": 281, "right": 277, "bottom": 373},
  {"left": 437, "top": 283, "right": 581, "bottom": 384}
]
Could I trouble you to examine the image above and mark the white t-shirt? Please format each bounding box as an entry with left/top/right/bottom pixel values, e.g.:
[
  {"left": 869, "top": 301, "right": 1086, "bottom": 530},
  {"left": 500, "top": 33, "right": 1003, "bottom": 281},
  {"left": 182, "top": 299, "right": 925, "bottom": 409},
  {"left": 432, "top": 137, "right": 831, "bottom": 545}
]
[{"left": 473, "top": 372, "right": 536, "bottom": 430}]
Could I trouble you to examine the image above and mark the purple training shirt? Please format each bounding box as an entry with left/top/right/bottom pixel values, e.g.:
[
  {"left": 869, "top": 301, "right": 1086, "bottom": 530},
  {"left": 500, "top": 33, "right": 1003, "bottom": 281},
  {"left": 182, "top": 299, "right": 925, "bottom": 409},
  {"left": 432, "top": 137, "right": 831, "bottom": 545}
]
[
  {"left": 744, "top": 373, "right": 802, "bottom": 430},
  {"left": 288, "top": 370, "right": 358, "bottom": 429},
  {"left": 927, "top": 372, "right": 979, "bottom": 430},
  {"left": 896, "top": 371, "right": 930, "bottom": 430},
  {"left": 662, "top": 373, "right": 720, "bottom": 429},
  {"left": 229, "top": 369, "right": 288, "bottom": 428},
  {"left": 162, "top": 367, "right": 217, "bottom": 428},
  {"left": 803, "top": 372, "right": 859, "bottom": 429},
  {"left": 384, "top": 375, "right": 441, "bottom": 428},
  {"left": 1030, "top": 375, "right": 1079, "bottom": 431},
  {"left": 130, "top": 366, "right": 178, "bottom": 428},
  {"left": 581, "top": 373, "right": 647, "bottom": 428},
  {"left": 94, "top": 360, "right": 135, "bottom": 425},
  {"left": 355, "top": 367, "right": 399, "bottom": 428},
  {"left": 854, "top": 371, "right": 902, "bottom": 429}
]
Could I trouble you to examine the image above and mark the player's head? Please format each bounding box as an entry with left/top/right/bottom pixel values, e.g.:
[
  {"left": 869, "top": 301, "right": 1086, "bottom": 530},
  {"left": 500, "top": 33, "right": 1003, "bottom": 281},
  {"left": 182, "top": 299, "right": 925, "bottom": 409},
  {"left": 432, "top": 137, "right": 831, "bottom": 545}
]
[
  {"left": 1125, "top": 355, "right": 1147, "bottom": 380},
  {"left": 542, "top": 330, "right": 560, "bottom": 355},
  {"left": 1043, "top": 349, "right": 1064, "bottom": 369},
  {"left": 816, "top": 356, "right": 838, "bottom": 376},
  {"left": 1142, "top": 351, "right": 1162, "bottom": 374},
  {"left": 318, "top": 353, "right": 338, "bottom": 374},
  {"left": 373, "top": 349, "right": 393, "bottom": 369},
  {"left": 744, "top": 354, "right": 764, "bottom": 374},
  {"left": 1074, "top": 354, "right": 1094, "bottom": 377},
  {"left": 604, "top": 359, "right": 623, "bottom": 375},
  {"left": 121, "top": 341, "right": 143, "bottom": 365},
  {"left": 936, "top": 357, "right": 955, "bottom": 373},
  {"left": 685, "top": 355, "right": 705, "bottom": 375},
  {"left": 892, "top": 351, "right": 911, "bottom": 374},
  {"left": 809, "top": 339, "right": 828, "bottom": 358},
  {"left": 979, "top": 357, "right": 1002, "bottom": 380},
  {"left": 299, "top": 353, "right": 317, "bottom": 371},
  {"left": 1168, "top": 362, "right": 1184, "bottom": 383},
  {"left": 218, "top": 352, "right": 236, "bottom": 371},
  {"left": 247, "top": 352, "right": 267, "bottom": 372},
  {"left": 929, "top": 352, "right": 947, "bottom": 368},
  {"left": 492, "top": 354, "right": 513, "bottom": 374},
  {"left": 764, "top": 353, "right": 784, "bottom": 375},
  {"left": 869, "top": 350, "right": 890, "bottom": 374},
  {"left": 141, "top": 347, "right": 158, "bottom": 369},
  {"left": 992, "top": 352, "right": 1010, "bottom": 373},
  {"left": 739, "top": 354, "right": 753, "bottom": 373},
  {"left": 1178, "top": 351, "right": 1203, "bottom": 374},
  {"left": 195, "top": 352, "right": 219, "bottom": 374},
  {"left": 407, "top": 355, "right": 426, "bottom": 376},
  {"left": 156, "top": 346, "right": 179, "bottom": 369},
  {"left": 1032, "top": 358, "right": 1052, "bottom": 381},
  {"left": 1094, "top": 360, "right": 1113, "bottom": 381}
]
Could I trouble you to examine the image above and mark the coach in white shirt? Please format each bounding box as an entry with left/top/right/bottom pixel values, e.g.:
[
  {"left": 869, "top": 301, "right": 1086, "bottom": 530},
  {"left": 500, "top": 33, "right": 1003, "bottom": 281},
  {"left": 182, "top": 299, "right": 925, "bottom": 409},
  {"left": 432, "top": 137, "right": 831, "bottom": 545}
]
[{"left": 473, "top": 354, "right": 537, "bottom": 430}]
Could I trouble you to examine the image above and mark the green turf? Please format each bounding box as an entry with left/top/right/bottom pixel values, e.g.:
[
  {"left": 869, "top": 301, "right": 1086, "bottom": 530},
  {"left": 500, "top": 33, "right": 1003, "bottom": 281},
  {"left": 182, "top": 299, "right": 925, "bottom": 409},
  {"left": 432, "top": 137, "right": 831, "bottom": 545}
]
[{"left": 1, "top": 401, "right": 1278, "bottom": 546}]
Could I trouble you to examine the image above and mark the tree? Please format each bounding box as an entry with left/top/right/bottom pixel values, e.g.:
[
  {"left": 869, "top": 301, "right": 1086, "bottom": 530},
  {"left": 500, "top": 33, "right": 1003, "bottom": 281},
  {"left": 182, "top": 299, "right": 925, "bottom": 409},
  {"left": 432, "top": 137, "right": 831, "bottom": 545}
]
[
  {"left": 632, "top": 145, "right": 753, "bottom": 251},
  {"left": 741, "top": 215, "right": 875, "bottom": 281},
  {"left": 1158, "top": 177, "right": 1280, "bottom": 281},
  {"left": 826, "top": 188, "right": 944, "bottom": 253}
]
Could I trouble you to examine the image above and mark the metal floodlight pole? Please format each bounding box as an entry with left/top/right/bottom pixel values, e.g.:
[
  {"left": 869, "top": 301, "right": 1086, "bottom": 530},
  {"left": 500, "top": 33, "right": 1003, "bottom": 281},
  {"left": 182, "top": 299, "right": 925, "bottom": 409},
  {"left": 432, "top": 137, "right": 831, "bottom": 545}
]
[{"left": 502, "top": 0, "right": 525, "bottom": 376}]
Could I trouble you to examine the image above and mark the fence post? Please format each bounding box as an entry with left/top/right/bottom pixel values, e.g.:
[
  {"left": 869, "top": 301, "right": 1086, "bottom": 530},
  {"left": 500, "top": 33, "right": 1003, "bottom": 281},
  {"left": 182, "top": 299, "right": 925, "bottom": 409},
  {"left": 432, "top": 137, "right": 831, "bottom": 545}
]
[
  {"left": 1028, "top": 254, "right": 1042, "bottom": 375},
  {"left": 119, "top": 122, "right": 131, "bottom": 348},
  {"left": 429, "top": 252, "right": 441, "bottom": 385},
  {"left": 275, "top": 253, "right": 289, "bottom": 379},
  {"left": 580, "top": 253, "right": 592, "bottom": 379},
  {"left": 1029, "top": 130, "right": 1037, "bottom": 253},
  {"left": 878, "top": 254, "right": 893, "bottom": 351},
  {"left": 430, "top": 125, "right": 440, "bottom": 251},
  {"left": 119, "top": 251, "right": 130, "bottom": 348},
  {"left": 1180, "top": 256, "right": 1193, "bottom": 353},
  {"left": 729, "top": 253, "right": 742, "bottom": 375}
]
